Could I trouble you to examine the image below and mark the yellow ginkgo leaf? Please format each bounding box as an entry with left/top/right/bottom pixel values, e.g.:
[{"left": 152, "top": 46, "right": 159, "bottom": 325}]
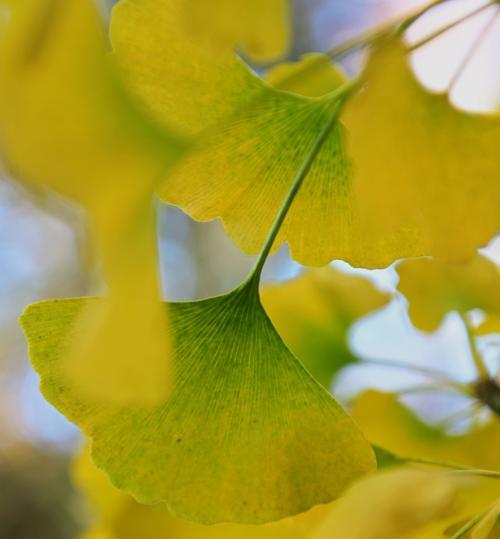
[
  {"left": 344, "top": 39, "right": 500, "bottom": 265},
  {"left": 471, "top": 499, "right": 500, "bottom": 539},
  {"left": 476, "top": 314, "right": 500, "bottom": 336},
  {"left": 262, "top": 267, "right": 391, "bottom": 388},
  {"left": 352, "top": 391, "right": 500, "bottom": 470},
  {"left": 0, "top": 0, "right": 184, "bottom": 404},
  {"left": 179, "top": 0, "right": 291, "bottom": 63},
  {"left": 351, "top": 391, "right": 500, "bottom": 538},
  {"left": 312, "top": 468, "right": 459, "bottom": 539},
  {"left": 73, "top": 445, "right": 334, "bottom": 539},
  {"left": 266, "top": 53, "right": 348, "bottom": 98},
  {"left": 396, "top": 254, "right": 500, "bottom": 332},
  {"left": 111, "top": 0, "right": 366, "bottom": 267}
]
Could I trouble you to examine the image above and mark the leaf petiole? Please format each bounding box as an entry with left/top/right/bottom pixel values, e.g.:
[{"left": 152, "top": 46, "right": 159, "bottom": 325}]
[
  {"left": 323, "top": 0, "right": 496, "bottom": 62},
  {"left": 460, "top": 312, "right": 490, "bottom": 380},
  {"left": 247, "top": 78, "right": 359, "bottom": 283},
  {"left": 406, "top": 1, "right": 496, "bottom": 52},
  {"left": 401, "top": 454, "right": 500, "bottom": 480},
  {"left": 450, "top": 508, "right": 490, "bottom": 539}
]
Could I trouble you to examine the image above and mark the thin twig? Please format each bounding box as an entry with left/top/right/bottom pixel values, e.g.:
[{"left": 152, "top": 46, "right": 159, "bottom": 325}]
[
  {"left": 324, "top": 0, "right": 456, "bottom": 61},
  {"left": 451, "top": 509, "right": 489, "bottom": 538},
  {"left": 460, "top": 313, "right": 490, "bottom": 380},
  {"left": 402, "top": 455, "right": 500, "bottom": 479},
  {"left": 406, "top": 1, "right": 495, "bottom": 52},
  {"left": 448, "top": 5, "right": 499, "bottom": 91}
]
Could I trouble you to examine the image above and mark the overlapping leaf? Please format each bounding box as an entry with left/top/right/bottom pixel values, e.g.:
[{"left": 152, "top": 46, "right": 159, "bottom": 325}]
[
  {"left": 312, "top": 468, "right": 460, "bottom": 539},
  {"left": 111, "top": 0, "right": 366, "bottom": 267},
  {"left": 396, "top": 254, "right": 500, "bottom": 332},
  {"left": 113, "top": 3, "right": 500, "bottom": 267},
  {"left": 73, "top": 445, "right": 334, "bottom": 539},
  {"left": 21, "top": 281, "right": 375, "bottom": 524},
  {"left": 344, "top": 40, "right": 500, "bottom": 266},
  {"left": 179, "top": 0, "right": 291, "bottom": 63},
  {"left": 262, "top": 267, "right": 391, "bottom": 388},
  {"left": 0, "top": 0, "right": 184, "bottom": 404},
  {"left": 351, "top": 391, "right": 500, "bottom": 538}
]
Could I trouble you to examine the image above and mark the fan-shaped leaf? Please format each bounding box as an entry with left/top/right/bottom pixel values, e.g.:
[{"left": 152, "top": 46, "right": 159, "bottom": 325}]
[
  {"left": 111, "top": 1, "right": 364, "bottom": 267},
  {"left": 21, "top": 282, "right": 375, "bottom": 524}
]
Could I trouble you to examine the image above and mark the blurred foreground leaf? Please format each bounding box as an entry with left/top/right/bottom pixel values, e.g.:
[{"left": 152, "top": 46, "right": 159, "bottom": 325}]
[
  {"left": 0, "top": 0, "right": 184, "bottom": 404},
  {"left": 21, "top": 282, "right": 375, "bottom": 524}
]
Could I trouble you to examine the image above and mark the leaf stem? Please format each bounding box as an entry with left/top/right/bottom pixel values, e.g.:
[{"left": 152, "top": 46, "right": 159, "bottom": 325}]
[
  {"left": 451, "top": 508, "right": 489, "bottom": 539},
  {"left": 406, "top": 1, "right": 495, "bottom": 52},
  {"left": 402, "top": 455, "right": 500, "bottom": 479},
  {"left": 460, "top": 313, "right": 490, "bottom": 380},
  {"left": 324, "top": 0, "right": 496, "bottom": 62},
  {"left": 447, "top": 5, "right": 499, "bottom": 91},
  {"left": 248, "top": 79, "right": 358, "bottom": 282},
  {"left": 324, "top": 0, "right": 455, "bottom": 61}
]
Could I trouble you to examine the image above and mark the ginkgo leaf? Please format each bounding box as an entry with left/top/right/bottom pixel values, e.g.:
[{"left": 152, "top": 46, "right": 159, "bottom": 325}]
[
  {"left": 73, "top": 445, "right": 335, "bottom": 539},
  {"left": 471, "top": 499, "right": 500, "bottom": 539},
  {"left": 476, "top": 314, "right": 500, "bottom": 336},
  {"left": 396, "top": 254, "right": 500, "bottom": 332},
  {"left": 266, "top": 54, "right": 348, "bottom": 98},
  {"left": 351, "top": 391, "right": 500, "bottom": 538},
  {"left": 344, "top": 39, "right": 500, "bottom": 265},
  {"left": 21, "top": 281, "right": 375, "bottom": 525},
  {"left": 311, "top": 468, "right": 459, "bottom": 539},
  {"left": 179, "top": 0, "right": 291, "bottom": 63},
  {"left": 0, "top": 0, "right": 184, "bottom": 404},
  {"left": 111, "top": 0, "right": 366, "bottom": 267},
  {"left": 262, "top": 267, "right": 391, "bottom": 388},
  {"left": 352, "top": 391, "right": 500, "bottom": 470}
]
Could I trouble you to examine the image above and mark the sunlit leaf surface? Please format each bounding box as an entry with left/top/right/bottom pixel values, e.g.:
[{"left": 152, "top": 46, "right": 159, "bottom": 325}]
[
  {"left": 179, "top": 0, "right": 290, "bottom": 63},
  {"left": 345, "top": 40, "right": 500, "bottom": 266},
  {"left": 0, "top": 0, "right": 184, "bottom": 404},
  {"left": 111, "top": 0, "right": 365, "bottom": 267},
  {"left": 21, "top": 282, "right": 375, "bottom": 524}
]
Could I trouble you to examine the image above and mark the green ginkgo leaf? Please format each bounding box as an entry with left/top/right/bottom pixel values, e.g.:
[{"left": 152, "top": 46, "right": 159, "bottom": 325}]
[
  {"left": 21, "top": 280, "right": 375, "bottom": 525},
  {"left": 111, "top": 0, "right": 362, "bottom": 267},
  {"left": 112, "top": 1, "right": 500, "bottom": 268}
]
